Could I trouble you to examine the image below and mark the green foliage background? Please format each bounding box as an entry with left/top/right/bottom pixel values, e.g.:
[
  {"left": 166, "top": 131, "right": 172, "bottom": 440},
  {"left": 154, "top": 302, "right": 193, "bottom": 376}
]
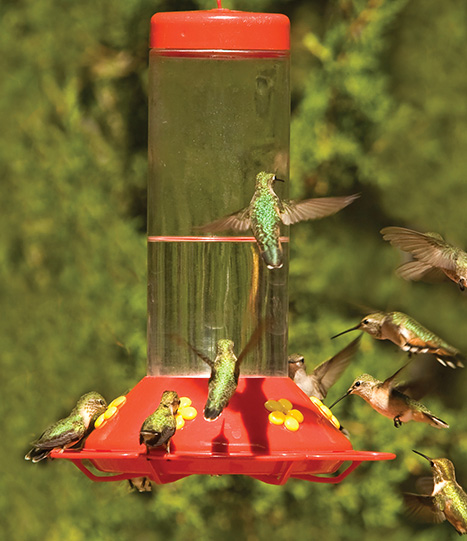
[{"left": 2, "top": 0, "right": 467, "bottom": 539}]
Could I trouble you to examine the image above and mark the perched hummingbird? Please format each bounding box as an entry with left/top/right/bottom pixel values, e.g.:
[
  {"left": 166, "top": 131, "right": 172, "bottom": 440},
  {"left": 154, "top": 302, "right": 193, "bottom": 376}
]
[
  {"left": 381, "top": 226, "right": 467, "bottom": 291},
  {"left": 288, "top": 335, "right": 361, "bottom": 400},
  {"left": 140, "top": 390, "right": 180, "bottom": 453},
  {"left": 404, "top": 450, "right": 467, "bottom": 535},
  {"left": 329, "top": 365, "right": 449, "bottom": 429},
  {"left": 332, "top": 310, "right": 465, "bottom": 369},
  {"left": 25, "top": 391, "right": 107, "bottom": 462},
  {"left": 197, "top": 171, "right": 359, "bottom": 269}
]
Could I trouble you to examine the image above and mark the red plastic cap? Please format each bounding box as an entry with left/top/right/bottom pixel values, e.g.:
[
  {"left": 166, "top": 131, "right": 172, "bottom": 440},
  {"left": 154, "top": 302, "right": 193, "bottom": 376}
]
[{"left": 150, "top": 9, "right": 290, "bottom": 51}]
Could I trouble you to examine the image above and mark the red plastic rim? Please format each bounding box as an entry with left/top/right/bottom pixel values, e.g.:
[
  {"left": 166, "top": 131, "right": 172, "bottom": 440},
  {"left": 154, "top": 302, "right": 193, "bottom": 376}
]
[{"left": 150, "top": 9, "right": 290, "bottom": 51}]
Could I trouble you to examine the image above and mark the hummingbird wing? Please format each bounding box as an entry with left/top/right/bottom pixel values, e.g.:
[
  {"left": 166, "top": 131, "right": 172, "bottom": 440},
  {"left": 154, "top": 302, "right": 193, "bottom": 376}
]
[
  {"left": 381, "top": 227, "right": 458, "bottom": 272},
  {"left": 169, "top": 335, "right": 214, "bottom": 368},
  {"left": 396, "top": 260, "right": 448, "bottom": 283},
  {"left": 279, "top": 194, "right": 359, "bottom": 225},
  {"left": 382, "top": 364, "right": 409, "bottom": 391},
  {"left": 236, "top": 319, "right": 268, "bottom": 367},
  {"left": 403, "top": 492, "right": 446, "bottom": 524},
  {"left": 311, "top": 335, "right": 361, "bottom": 399},
  {"left": 415, "top": 476, "right": 435, "bottom": 495},
  {"left": 140, "top": 425, "right": 175, "bottom": 448},
  {"left": 33, "top": 418, "right": 86, "bottom": 451},
  {"left": 195, "top": 207, "right": 251, "bottom": 233},
  {"left": 395, "top": 380, "right": 429, "bottom": 401}
]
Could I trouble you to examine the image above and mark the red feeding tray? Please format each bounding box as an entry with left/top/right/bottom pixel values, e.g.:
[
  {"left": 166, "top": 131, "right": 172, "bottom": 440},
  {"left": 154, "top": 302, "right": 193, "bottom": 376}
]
[{"left": 51, "top": 376, "right": 395, "bottom": 485}]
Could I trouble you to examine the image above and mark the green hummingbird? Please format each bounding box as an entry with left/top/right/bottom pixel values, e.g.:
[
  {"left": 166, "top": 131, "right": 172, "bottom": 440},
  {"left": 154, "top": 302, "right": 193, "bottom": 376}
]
[
  {"left": 404, "top": 450, "right": 467, "bottom": 535},
  {"left": 25, "top": 391, "right": 107, "bottom": 462},
  {"left": 329, "top": 365, "right": 449, "bottom": 429},
  {"left": 140, "top": 390, "right": 180, "bottom": 453},
  {"left": 180, "top": 323, "right": 265, "bottom": 421},
  {"left": 332, "top": 310, "right": 465, "bottom": 369},
  {"left": 197, "top": 171, "right": 359, "bottom": 269},
  {"left": 381, "top": 226, "right": 467, "bottom": 291},
  {"left": 288, "top": 335, "right": 361, "bottom": 400}
]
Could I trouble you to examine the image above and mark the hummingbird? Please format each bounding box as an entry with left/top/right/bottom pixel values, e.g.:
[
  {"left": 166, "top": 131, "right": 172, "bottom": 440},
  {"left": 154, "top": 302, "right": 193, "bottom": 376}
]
[
  {"left": 140, "top": 390, "right": 180, "bottom": 453},
  {"left": 197, "top": 171, "right": 359, "bottom": 269},
  {"left": 381, "top": 226, "right": 467, "bottom": 291},
  {"left": 25, "top": 391, "right": 107, "bottom": 462},
  {"left": 332, "top": 310, "right": 465, "bottom": 369},
  {"left": 288, "top": 335, "right": 361, "bottom": 400},
  {"left": 179, "top": 322, "right": 265, "bottom": 421},
  {"left": 404, "top": 450, "right": 467, "bottom": 535},
  {"left": 128, "top": 477, "right": 152, "bottom": 493},
  {"left": 329, "top": 365, "right": 449, "bottom": 429}
]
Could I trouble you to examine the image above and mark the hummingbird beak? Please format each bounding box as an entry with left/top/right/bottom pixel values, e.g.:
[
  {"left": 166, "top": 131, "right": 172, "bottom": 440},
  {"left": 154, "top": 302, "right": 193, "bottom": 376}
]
[
  {"left": 412, "top": 449, "right": 434, "bottom": 465},
  {"left": 274, "top": 176, "right": 285, "bottom": 183},
  {"left": 329, "top": 390, "right": 351, "bottom": 409},
  {"left": 331, "top": 324, "right": 362, "bottom": 339}
]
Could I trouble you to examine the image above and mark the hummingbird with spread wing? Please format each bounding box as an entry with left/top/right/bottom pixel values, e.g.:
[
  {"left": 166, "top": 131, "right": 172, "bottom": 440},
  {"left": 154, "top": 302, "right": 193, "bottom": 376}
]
[
  {"left": 381, "top": 226, "right": 467, "bottom": 291},
  {"left": 404, "top": 450, "right": 467, "bottom": 535},
  {"left": 179, "top": 323, "right": 266, "bottom": 421},
  {"left": 197, "top": 171, "right": 359, "bottom": 269},
  {"left": 288, "top": 335, "right": 361, "bottom": 400}
]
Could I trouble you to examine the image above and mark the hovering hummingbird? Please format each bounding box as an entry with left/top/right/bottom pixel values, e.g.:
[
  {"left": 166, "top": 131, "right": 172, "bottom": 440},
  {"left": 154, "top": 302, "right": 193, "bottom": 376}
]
[
  {"left": 404, "top": 450, "right": 467, "bottom": 535},
  {"left": 329, "top": 365, "right": 449, "bottom": 429},
  {"left": 197, "top": 171, "right": 359, "bottom": 269},
  {"left": 381, "top": 226, "right": 467, "bottom": 291},
  {"left": 25, "top": 391, "right": 107, "bottom": 462},
  {"left": 332, "top": 310, "right": 464, "bottom": 369},
  {"left": 140, "top": 390, "right": 180, "bottom": 453},
  {"left": 179, "top": 323, "right": 265, "bottom": 421},
  {"left": 288, "top": 335, "right": 361, "bottom": 400}
]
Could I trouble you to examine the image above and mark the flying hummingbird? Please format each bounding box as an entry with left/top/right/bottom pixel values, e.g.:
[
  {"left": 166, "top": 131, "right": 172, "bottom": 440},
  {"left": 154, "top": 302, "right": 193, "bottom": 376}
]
[
  {"left": 140, "top": 390, "right": 180, "bottom": 453},
  {"left": 25, "top": 391, "right": 107, "bottom": 462},
  {"left": 329, "top": 365, "right": 449, "bottom": 429},
  {"left": 179, "top": 323, "right": 265, "bottom": 421},
  {"left": 288, "top": 335, "right": 361, "bottom": 400},
  {"left": 404, "top": 450, "right": 467, "bottom": 535},
  {"left": 197, "top": 171, "right": 359, "bottom": 269},
  {"left": 332, "top": 310, "right": 465, "bottom": 369},
  {"left": 381, "top": 226, "right": 467, "bottom": 291}
]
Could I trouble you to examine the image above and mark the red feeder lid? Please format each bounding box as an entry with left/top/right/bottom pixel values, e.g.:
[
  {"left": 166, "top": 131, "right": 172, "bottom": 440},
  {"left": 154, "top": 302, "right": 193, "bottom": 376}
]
[{"left": 150, "top": 8, "right": 290, "bottom": 51}]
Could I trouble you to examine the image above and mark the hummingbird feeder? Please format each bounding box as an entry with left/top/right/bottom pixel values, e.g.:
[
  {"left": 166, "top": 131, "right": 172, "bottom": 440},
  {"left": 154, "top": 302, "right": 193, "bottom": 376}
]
[{"left": 51, "top": 3, "right": 395, "bottom": 485}]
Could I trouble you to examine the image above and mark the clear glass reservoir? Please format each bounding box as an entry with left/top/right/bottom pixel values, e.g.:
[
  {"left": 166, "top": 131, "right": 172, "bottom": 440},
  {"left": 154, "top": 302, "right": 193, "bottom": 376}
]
[{"left": 147, "top": 11, "right": 290, "bottom": 376}]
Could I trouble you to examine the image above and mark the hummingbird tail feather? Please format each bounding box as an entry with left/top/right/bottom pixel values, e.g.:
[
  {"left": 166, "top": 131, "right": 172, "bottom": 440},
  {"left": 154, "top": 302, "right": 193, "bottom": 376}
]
[
  {"left": 25, "top": 448, "right": 50, "bottom": 462},
  {"left": 436, "top": 354, "right": 464, "bottom": 369},
  {"left": 204, "top": 404, "right": 223, "bottom": 421},
  {"left": 261, "top": 246, "right": 283, "bottom": 269}
]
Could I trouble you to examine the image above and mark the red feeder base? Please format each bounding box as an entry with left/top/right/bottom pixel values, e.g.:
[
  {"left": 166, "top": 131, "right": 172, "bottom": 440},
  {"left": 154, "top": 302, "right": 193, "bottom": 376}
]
[{"left": 51, "top": 376, "right": 395, "bottom": 485}]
